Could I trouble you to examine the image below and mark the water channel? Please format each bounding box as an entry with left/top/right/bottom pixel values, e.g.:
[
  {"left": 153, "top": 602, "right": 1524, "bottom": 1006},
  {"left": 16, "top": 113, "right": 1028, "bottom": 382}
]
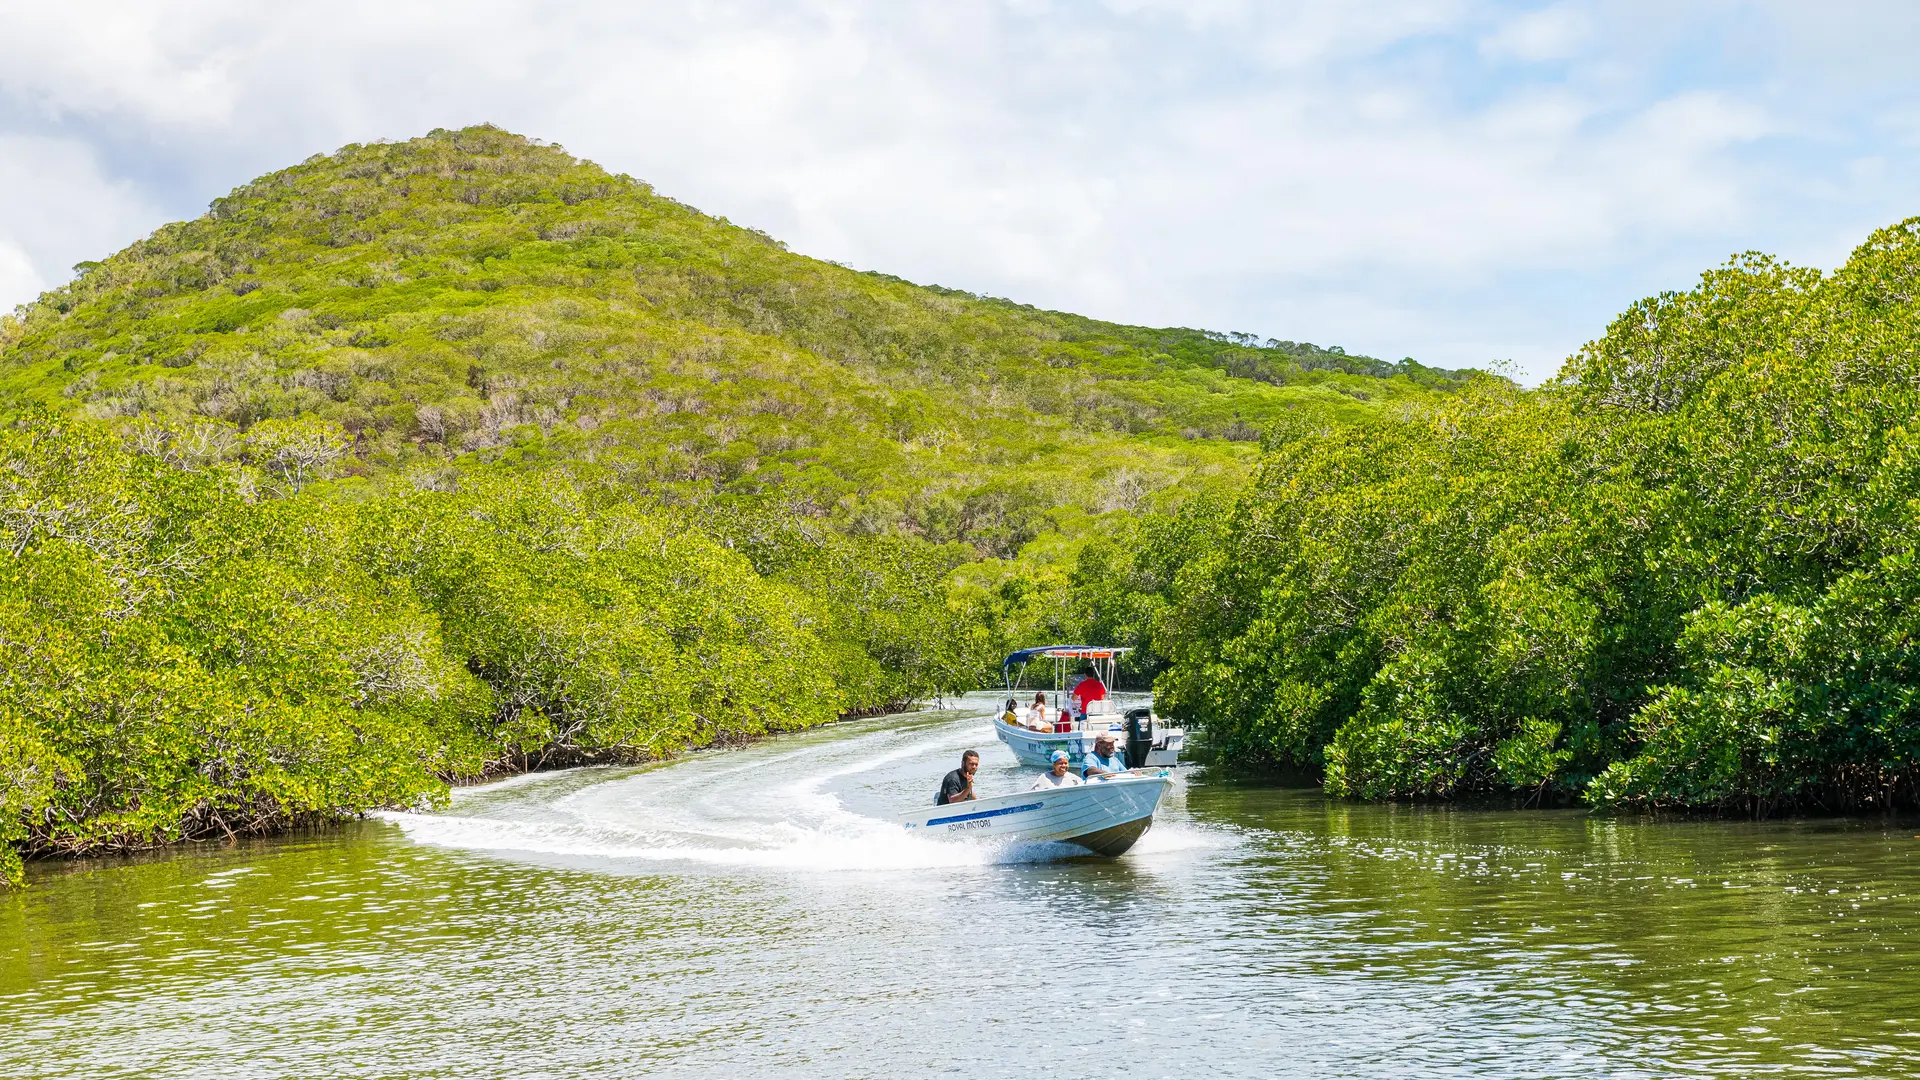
[{"left": 6, "top": 694, "right": 1920, "bottom": 1077}]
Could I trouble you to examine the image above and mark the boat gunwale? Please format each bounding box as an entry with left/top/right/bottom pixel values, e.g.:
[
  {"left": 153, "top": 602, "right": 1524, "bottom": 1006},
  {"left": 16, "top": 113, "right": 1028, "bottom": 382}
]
[{"left": 896, "top": 773, "right": 1170, "bottom": 828}]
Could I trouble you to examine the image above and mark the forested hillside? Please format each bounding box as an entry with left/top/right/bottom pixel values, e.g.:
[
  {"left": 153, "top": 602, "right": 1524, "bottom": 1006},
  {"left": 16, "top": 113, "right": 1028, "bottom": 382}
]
[
  {"left": 0, "top": 126, "right": 1464, "bottom": 882},
  {"left": 0, "top": 124, "right": 1459, "bottom": 556},
  {"left": 1130, "top": 219, "right": 1920, "bottom": 814}
]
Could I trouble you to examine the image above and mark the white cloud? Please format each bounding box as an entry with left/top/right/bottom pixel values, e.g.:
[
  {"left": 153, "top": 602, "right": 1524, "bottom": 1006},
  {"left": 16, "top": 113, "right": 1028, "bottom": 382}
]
[
  {"left": 0, "top": 133, "right": 160, "bottom": 301},
  {"left": 0, "top": 1, "right": 243, "bottom": 126},
  {"left": 0, "top": 241, "right": 40, "bottom": 310},
  {"left": 0, "top": 0, "right": 1915, "bottom": 380},
  {"left": 1481, "top": 3, "right": 1591, "bottom": 63}
]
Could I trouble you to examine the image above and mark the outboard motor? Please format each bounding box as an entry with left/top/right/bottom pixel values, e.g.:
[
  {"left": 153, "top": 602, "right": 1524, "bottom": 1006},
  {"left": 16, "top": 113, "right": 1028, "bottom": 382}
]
[{"left": 1124, "top": 708, "right": 1155, "bottom": 769}]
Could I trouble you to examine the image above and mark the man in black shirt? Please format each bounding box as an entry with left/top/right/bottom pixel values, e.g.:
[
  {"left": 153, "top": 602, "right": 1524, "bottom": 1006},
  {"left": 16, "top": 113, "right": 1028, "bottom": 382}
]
[{"left": 936, "top": 750, "right": 980, "bottom": 805}]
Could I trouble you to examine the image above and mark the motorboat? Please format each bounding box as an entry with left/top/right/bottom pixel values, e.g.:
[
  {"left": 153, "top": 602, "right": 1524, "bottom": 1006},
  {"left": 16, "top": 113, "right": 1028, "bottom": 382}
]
[
  {"left": 993, "top": 646, "right": 1186, "bottom": 770},
  {"left": 896, "top": 772, "right": 1172, "bottom": 856}
]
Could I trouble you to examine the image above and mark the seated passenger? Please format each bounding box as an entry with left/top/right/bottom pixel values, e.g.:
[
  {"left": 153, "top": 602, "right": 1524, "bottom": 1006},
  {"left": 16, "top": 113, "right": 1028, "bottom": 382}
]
[
  {"left": 936, "top": 750, "right": 980, "bottom": 805},
  {"left": 1025, "top": 693, "right": 1052, "bottom": 731},
  {"left": 1030, "top": 750, "right": 1083, "bottom": 790},
  {"left": 1081, "top": 734, "right": 1130, "bottom": 781},
  {"left": 1001, "top": 697, "right": 1020, "bottom": 726}
]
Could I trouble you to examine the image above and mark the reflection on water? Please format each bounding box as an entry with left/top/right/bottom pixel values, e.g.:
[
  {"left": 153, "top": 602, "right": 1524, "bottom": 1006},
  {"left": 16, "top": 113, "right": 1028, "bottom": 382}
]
[{"left": 4, "top": 694, "right": 1919, "bottom": 1078}]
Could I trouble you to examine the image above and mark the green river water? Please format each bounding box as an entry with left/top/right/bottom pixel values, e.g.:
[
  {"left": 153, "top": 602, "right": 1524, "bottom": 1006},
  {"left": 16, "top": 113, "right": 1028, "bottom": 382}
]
[{"left": 5, "top": 695, "right": 1920, "bottom": 1078}]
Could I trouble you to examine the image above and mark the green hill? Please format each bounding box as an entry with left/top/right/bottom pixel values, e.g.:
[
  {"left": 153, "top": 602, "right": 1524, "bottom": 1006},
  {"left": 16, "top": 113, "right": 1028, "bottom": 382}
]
[
  {"left": 0, "top": 125, "right": 1472, "bottom": 881},
  {"left": 1, "top": 124, "right": 1464, "bottom": 556}
]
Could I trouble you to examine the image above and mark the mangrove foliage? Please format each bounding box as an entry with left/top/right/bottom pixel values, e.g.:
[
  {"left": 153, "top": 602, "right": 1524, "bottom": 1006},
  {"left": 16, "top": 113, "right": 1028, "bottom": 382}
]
[{"left": 1141, "top": 220, "right": 1920, "bottom": 814}]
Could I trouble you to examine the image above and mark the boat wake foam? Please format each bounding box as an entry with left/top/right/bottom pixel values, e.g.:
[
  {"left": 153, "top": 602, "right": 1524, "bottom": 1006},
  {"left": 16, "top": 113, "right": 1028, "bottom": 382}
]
[
  {"left": 381, "top": 700, "right": 1231, "bottom": 874},
  {"left": 376, "top": 809, "right": 1007, "bottom": 870}
]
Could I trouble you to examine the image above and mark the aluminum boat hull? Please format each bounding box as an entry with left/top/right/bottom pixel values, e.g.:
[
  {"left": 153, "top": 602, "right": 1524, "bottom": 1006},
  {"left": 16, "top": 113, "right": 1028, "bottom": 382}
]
[{"left": 897, "top": 774, "right": 1170, "bottom": 857}]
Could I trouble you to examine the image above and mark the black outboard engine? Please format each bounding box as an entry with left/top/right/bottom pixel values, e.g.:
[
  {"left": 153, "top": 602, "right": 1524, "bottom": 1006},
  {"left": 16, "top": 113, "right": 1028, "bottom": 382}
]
[{"left": 1124, "top": 708, "right": 1155, "bottom": 769}]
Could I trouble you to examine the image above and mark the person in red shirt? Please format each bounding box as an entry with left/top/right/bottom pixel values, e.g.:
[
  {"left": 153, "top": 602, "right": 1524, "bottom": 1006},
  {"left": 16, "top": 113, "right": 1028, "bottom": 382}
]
[{"left": 1071, "top": 673, "right": 1107, "bottom": 715}]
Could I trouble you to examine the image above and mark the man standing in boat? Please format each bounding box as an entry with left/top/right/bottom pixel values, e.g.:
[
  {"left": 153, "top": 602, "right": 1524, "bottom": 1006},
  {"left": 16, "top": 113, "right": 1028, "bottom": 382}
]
[
  {"left": 1071, "top": 671, "right": 1107, "bottom": 716},
  {"left": 936, "top": 750, "right": 980, "bottom": 805}
]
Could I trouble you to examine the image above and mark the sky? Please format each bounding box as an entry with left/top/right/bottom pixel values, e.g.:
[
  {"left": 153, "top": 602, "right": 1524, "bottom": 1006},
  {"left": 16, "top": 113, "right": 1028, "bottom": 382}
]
[{"left": 1, "top": 1, "right": 1917, "bottom": 382}]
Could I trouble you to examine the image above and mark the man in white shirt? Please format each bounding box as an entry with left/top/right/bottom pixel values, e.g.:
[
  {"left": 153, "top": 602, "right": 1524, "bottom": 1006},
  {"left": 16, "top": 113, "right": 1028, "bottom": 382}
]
[{"left": 1030, "top": 750, "right": 1082, "bottom": 790}]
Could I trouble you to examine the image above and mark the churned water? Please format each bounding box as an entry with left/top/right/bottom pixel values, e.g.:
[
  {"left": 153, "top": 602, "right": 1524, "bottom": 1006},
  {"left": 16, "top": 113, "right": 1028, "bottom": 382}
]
[{"left": 5, "top": 694, "right": 1920, "bottom": 1078}]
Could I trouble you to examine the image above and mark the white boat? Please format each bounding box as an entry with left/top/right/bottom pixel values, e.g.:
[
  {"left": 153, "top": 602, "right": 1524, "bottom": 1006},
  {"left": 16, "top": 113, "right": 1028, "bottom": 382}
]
[
  {"left": 993, "top": 645, "right": 1186, "bottom": 770},
  {"left": 897, "top": 773, "right": 1172, "bottom": 856}
]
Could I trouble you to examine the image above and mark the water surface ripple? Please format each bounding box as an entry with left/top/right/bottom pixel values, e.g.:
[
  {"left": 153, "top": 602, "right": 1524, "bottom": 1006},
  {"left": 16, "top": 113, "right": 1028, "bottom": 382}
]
[{"left": 5, "top": 695, "right": 1919, "bottom": 1078}]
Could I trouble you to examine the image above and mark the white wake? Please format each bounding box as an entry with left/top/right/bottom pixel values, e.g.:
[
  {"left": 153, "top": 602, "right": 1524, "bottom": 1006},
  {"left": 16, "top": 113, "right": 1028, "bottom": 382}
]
[{"left": 379, "top": 698, "right": 1230, "bottom": 873}]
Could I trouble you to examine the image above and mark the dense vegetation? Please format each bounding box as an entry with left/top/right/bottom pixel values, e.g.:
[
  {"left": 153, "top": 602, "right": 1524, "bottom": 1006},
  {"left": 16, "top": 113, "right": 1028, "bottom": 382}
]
[
  {"left": 0, "top": 124, "right": 1459, "bottom": 558},
  {"left": 13, "top": 121, "right": 1911, "bottom": 882},
  {"left": 1136, "top": 219, "right": 1920, "bottom": 814},
  {"left": 0, "top": 126, "right": 1464, "bottom": 883},
  {"left": 0, "top": 412, "right": 875, "bottom": 882}
]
